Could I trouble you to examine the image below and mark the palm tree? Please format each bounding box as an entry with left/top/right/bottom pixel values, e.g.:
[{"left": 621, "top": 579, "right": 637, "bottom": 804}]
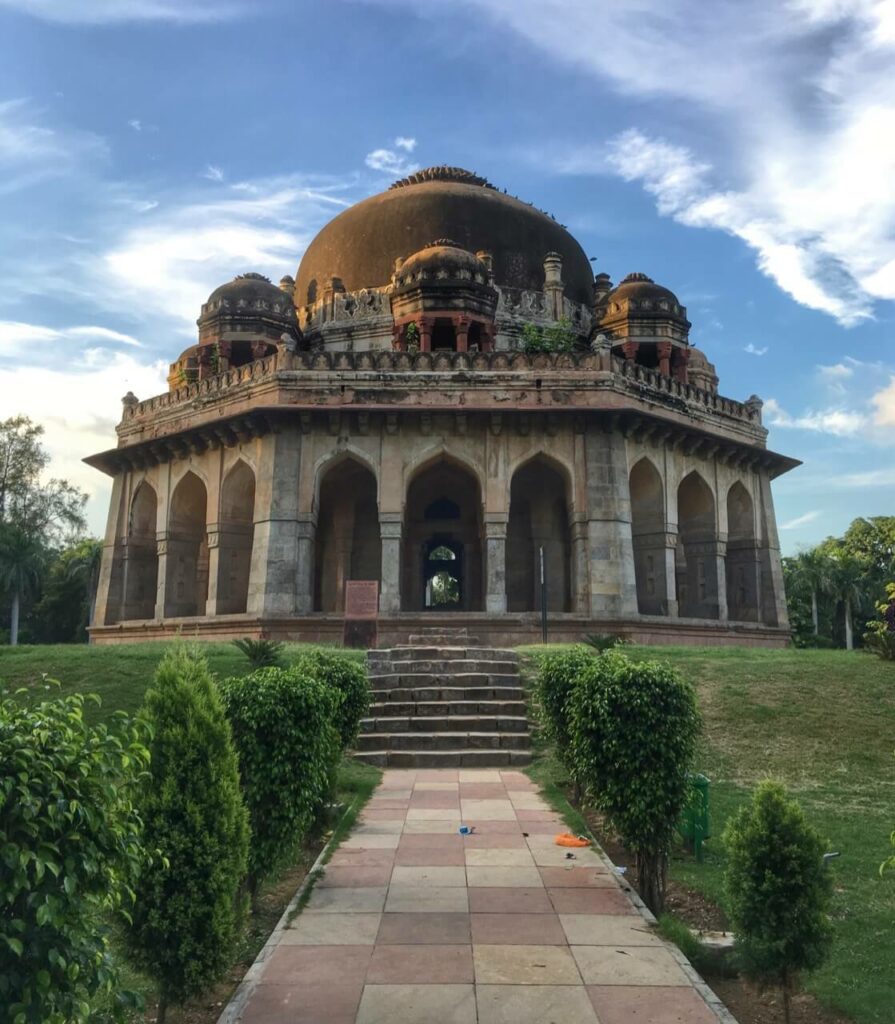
[
  {"left": 64, "top": 537, "right": 103, "bottom": 628},
  {"left": 829, "top": 553, "right": 868, "bottom": 651},
  {"left": 0, "top": 524, "right": 45, "bottom": 645},
  {"left": 789, "top": 548, "right": 832, "bottom": 637}
]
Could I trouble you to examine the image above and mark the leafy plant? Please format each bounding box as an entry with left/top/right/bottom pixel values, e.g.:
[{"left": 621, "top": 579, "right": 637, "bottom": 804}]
[
  {"left": 568, "top": 651, "right": 700, "bottom": 914},
  {"left": 863, "top": 582, "right": 895, "bottom": 660},
  {"left": 519, "top": 317, "right": 577, "bottom": 354},
  {"left": 582, "top": 631, "right": 630, "bottom": 653},
  {"left": 217, "top": 666, "right": 340, "bottom": 898},
  {"left": 126, "top": 646, "right": 249, "bottom": 1024},
  {"left": 723, "top": 780, "right": 833, "bottom": 1024},
  {"left": 0, "top": 683, "right": 149, "bottom": 1024},
  {"left": 533, "top": 645, "right": 595, "bottom": 797},
  {"left": 292, "top": 648, "right": 369, "bottom": 750},
  {"left": 231, "top": 636, "right": 285, "bottom": 669}
]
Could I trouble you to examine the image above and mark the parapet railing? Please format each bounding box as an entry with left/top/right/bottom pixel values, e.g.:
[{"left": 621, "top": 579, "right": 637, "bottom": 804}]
[{"left": 121, "top": 349, "right": 761, "bottom": 427}]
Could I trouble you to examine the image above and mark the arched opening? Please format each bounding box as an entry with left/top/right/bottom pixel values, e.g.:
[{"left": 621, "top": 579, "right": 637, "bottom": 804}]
[
  {"left": 726, "top": 482, "right": 760, "bottom": 622},
  {"left": 164, "top": 472, "right": 209, "bottom": 617},
  {"left": 217, "top": 461, "right": 256, "bottom": 614},
  {"left": 676, "top": 471, "right": 720, "bottom": 619},
  {"left": 403, "top": 458, "right": 483, "bottom": 611},
  {"left": 468, "top": 322, "right": 483, "bottom": 351},
  {"left": 506, "top": 457, "right": 571, "bottom": 612},
  {"left": 432, "top": 318, "right": 456, "bottom": 351},
  {"left": 629, "top": 458, "right": 668, "bottom": 615},
  {"left": 314, "top": 458, "right": 381, "bottom": 612},
  {"left": 119, "top": 482, "right": 158, "bottom": 622}
]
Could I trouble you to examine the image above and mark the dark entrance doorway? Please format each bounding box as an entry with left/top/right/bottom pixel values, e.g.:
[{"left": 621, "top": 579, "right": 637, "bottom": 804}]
[{"left": 424, "top": 539, "right": 462, "bottom": 610}]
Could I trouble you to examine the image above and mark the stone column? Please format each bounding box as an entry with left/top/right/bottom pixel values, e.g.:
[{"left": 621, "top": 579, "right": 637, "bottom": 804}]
[
  {"left": 657, "top": 341, "right": 672, "bottom": 377},
  {"left": 680, "top": 538, "right": 726, "bottom": 620},
  {"left": 570, "top": 516, "right": 590, "bottom": 614},
  {"left": 584, "top": 425, "right": 639, "bottom": 617},
  {"left": 756, "top": 470, "right": 789, "bottom": 628},
  {"left": 294, "top": 516, "right": 316, "bottom": 614},
  {"left": 663, "top": 531, "right": 679, "bottom": 617},
  {"left": 418, "top": 316, "right": 433, "bottom": 353},
  {"left": 204, "top": 525, "right": 221, "bottom": 616},
  {"left": 455, "top": 317, "right": 469, "bottom": 353},
  {"left": 154, "top": 532, "right": 170, "bottom": 619},
  {"left": 379, "top": 514, "right": 403, "bottom": 613},
  {"left": 484, "top": 519, "right": 508, "bottom": 613},
  {"left": 92, "top": 473, "right": 126, "bottom": 630}
]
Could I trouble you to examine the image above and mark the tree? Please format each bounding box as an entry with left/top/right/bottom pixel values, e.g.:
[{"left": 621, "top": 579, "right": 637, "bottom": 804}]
[
  {"left": 64, "top": 538, "right": 103, "bottom": 628},
  {"left": 0, "top": 524, "right": 45, "bottom": 645},
  {"left": 788, "top": 548, "right": 832, "bottom": 637},
  {"left": 127, "top": 646, "right": 249, "bottom": 1024},
  {"left": 568, "top": 651, "right": 701, "bottom": 914},
  {"left": 828, "top": 552, "right": 868, "bottom": 650},
  {"left": 724, "top": 781, "right": 833, "bottom": 1024}
]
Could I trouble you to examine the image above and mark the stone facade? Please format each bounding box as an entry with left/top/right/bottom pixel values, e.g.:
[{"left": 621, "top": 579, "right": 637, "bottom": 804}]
[{"left": 87, "top": 167, "right": 797, "bottom": 647}]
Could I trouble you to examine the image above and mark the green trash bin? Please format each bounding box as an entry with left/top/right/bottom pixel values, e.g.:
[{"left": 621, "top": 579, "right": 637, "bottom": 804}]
[{"left": 678, "top": 773, "right": 711, "bottom": 862}]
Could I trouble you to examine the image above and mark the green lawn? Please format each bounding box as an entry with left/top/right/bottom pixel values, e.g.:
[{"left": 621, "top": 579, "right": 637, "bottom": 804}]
[{"left": 520, "top": 644, "right": 895, "bottom": 1024}]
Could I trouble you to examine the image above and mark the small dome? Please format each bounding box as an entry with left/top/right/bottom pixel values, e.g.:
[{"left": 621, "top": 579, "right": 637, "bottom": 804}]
[
  {"left": 200, "top": 272, "right": 296, "bottom": 323},
  {"left": 610, "top": 272, "right": 680, "bottom": 305},
  {"left": 396, "top": 240, "right": 489, "bottom": 284}
]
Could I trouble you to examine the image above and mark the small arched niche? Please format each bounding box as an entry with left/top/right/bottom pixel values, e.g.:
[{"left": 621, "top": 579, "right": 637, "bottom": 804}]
[
  {"left": 676, "top": 471, "right": 720, "bottom": 619},
  {"left": 629, "top": 458, "right": 668, "bottom": 615},
  {"left": 164, "top": 471, "right": 209, "bottom": 617},
  {"left": 216, "top": 460, "right": 256, "bottom": 615},
  {"left": 726, "top": 481, "right": 760, "bottom": 622},
  {"left": 120, "top": 481, "right": 158, "bottom": 622}
]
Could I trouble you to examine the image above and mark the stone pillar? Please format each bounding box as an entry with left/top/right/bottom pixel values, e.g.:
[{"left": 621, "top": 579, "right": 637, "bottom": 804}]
[
  {"left": 657, "top": 341, "right": 672, "bottom": 377},
  {"left": 543, "top": 251, "right": 564, "bottom": 321},
  {"left": 584, "top": 425, "right": 638, "bottom": 617},
  {"left": 680, "top": 538, "right": 726, "bottom": 620},
  {"left": 726, "top": 543, "right": 761, "bottom": 621},
  {"left": 571, "top": 517, "right": 590, "bottom": 614},
  {"left": 379, "top": 514, "right": 403, "bottom": 613},
  {"left": 154, "top": 532, "right": 169, "bottom": 619},
  {"left": 621, "top": 341, "right": 639, "bottom": 364},
  {"left": 295, "top": 517, "right": 315, "bottom": 615},
  {"left": 663, "top": 531, "right": 679, "bottom": 617},
  {"left": 205, "top": 525, "right": 221, "bottom": 616},
  {"left": 92, "top": 473, "right": 126, "bottom": 630},
  {"left": 484, "top": 519, "right": 507, "bottom": 613},
  {"left": 455, "top": 317, "right": 469, "bottom": 353},
  {"left": 419, "top": 316, "right": 433, "bottom": 353},
  {"left": 756, "top": 470, "right": 789, "bottom": 628}
]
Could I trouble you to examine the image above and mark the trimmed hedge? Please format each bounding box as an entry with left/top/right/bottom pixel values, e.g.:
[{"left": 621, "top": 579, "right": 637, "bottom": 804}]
[
  {"left": 218, "top": 667, "right": 340, "bottom": 896},
  {"left": 533, "top": 645, "right": 596, "bottom": 789},
  {"left": 292, "top": 649, "right": 370, "bottom": 750}
]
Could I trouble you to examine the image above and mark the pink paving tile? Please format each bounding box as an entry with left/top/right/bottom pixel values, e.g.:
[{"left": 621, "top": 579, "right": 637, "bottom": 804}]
[
  {"left": 241, "top": 982, "right": 362, "bottom": 1024},
  {"left": 500, "top": 771, "right": 536, "bottom": 786},
  {"left": 398, "top": 833, "right": 464, "bottom": 851},
  {"left": 538, "top": 866, "right": 616, "bottom": 888},
  {"left": 519, "top": 822, "right": 568, "bottom": 835},
  {"left": 467, "top": 887, "right": 554, "bottom": 914},
  {"left": 360, "top": 808, "right": 407, "bottom": 821},
  {"left": 515, "top": 810, "right": 566, "bottom": 822},
  {"left": 366, "top": 943, "right": 474, "bottom": 984},
  {"left": 416, "top": 769, "right": 460, "bottom": 781},
  {"left": 318, "top": 864, "right": 393, "bottom": 888},
  {"left": 460, "top": 832, "right": 528, "bottom": 849},
  {"left": 464, "top": 820, "right": 524, "bottom": 834},
  {"left": 377, "top": 912, "right": 472, "bottom": 945},
  {"left": 587, "top": 985, "right": 720, "bottom": 1024},
  {"left": 547, "top": 887, "right": 636, "bottom": 915},
  {"left": 262, "top": 944, "right": 372, "bottom": 985},
  {"left": 459, "top": 783, "right": 509, "bottom": 798},
  {"left": 327, "top": 849, "right": 395, "bottom": 868},
  {"left": 368, "top": 798, "right": 411, "bottom": 809},
  {"left": 394, "top": 845, "right": 466, "bottom": 867},
  {"left": 470, "top": 913, "right": 567, "bottom": 945},
  {"left": 410, "top": 792, "right": 462, "bottom": 809}
]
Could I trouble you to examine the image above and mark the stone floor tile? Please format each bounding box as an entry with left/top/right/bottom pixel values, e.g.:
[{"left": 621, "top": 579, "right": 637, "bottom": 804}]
[
  {"left": 377, "top": 912, "right": 472, "bottom": 945},
  {"left": 280, "top": 912, "right": 381, "bottom": 945},
  {"left": 381, "top": 771, "right": 417, "bottom": 786},
  {"left": 318, "top": 864, "right": 392, "bottom": 888},
  {"left": 416, "top": 769, "right": 460, "bottom": 782},
  {"left": 385, "top": 885, "right": 469, "bottom": 913},
  {"left": 466, "top": 865, "right": 544, "bottom": 888},
  {"left": 515, "top": 809, "right": 565, "bottom": 822},
  {"left": 560, "top": 914, "right": 663, "bottom": 946},
  {"left": 360, "top": 808, "right": 407, "bottom": 822},
  {"left": 366, "top": 944, "right": 474, "bottom": 984},
  {"left": 547, "top": 887, "right": 636, "bottom": 915},
  {"left": 240, "top": 982, "right": 361, "bottom": 1024},
  {"left": 356, "top": 983, "right": 476, "bottom": 1024},
  {"left": 458, "top": 783, "right": 508, "bottom": 798},
  {"left": 473, "top": 944, "right": 582, "bottom": 985},
  {"left": 394, "top": 845, "right": 466, "bottom": 866},
  {"left": 465, "top": 847, "right": 535, "bottom": 867},
  {"left": 460, "top": 799, "right": 517, "bottom": 821},
  {"left": 458, "top": 769, "right": 503, "bottom": 782},
  {"left": 370, "top": 787, "right": 413, "bottom": 798},
  {"left": 406, "top": 807, "right": 463, "bottom": 820},
  {"left": 352, "top": 821, "right": 404, "bottom": 835},
  {"left": 262, "top": 943, "right": 372, "bottom": 985},
  {"left": 530, "top": 846, "right": 605, "bottom": 867},
  {"left": 341, "top": 832, "right": 401, "bottom": 849},
  {"left": 587, "top": 984, "right": 720, "bottom": 1023},
  {"left": 467, "top": 887, "right": 554, "bottom": 914},
  {"left": 524, "top": 833, "right": 568, "bottom": 847},
  {"left": 572, "top": 945, "right": 689, "bottom": 986},
  {"left": 304, "top": 886, "right": 387, "bottom": 914},
  {"left": 507, "top": 792, "right": 552, "bottom": 810},
  {"left": 477, "top": 985, "right": 600, "bottom": 1024},
  {"left": 328, "top": 849, "right": 395, "bottom": 868},
  {"left": 414, "top": 781, "right": 459, "bottom": 791},
  {"left": 403, "top": 818, "right": 462, "bottom": 833},
  {"left": 397, "top": 832, "right": 464, "bottom": 850},
  {"left": 470, "top": 912, "right": 566, "bottom": 945},
  {"left": 409, "top": 792, "right": 462, "bottom": 809},
  {"left": 538, "top": 866, "right": 616, "bottom": 888},
  {"left": 464, "top": 819, "right": 524, "bottom": 833},
  {"left": 499, "top": 771, "right": 536, "bottom": 786},
  {"left": 518, "top": 821, "right": 568, "bottom": 834},
  {"left": 391, "top": 865, "right": 467, "bottom": 887},
  {"left": 368, "top": 797, "right": 411, "bottom": 808},
  {"left": 460, "top": 831, "right": 528, "bottom": 849}
]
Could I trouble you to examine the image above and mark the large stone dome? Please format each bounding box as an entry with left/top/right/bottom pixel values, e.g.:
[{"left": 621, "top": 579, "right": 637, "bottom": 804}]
[{"left": 295, "top": 167, "right": 594, "bottom": 307}]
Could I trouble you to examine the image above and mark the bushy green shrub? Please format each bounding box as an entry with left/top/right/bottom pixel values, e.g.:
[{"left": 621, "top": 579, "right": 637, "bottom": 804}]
[
  {"left": 0, "top": 684, "right": 149, "bottom": 1024},
  {"left": 568, "top": 651, "right": 700, "bottom": 914},
  {"left": 582, "top": 631, "right": 630, "bottom": 653},
  {"left": 126, "top": 647, "right": 249, "bottom": 1023},
  {"left": 231, "top": 637, "right": 284, "bottom": 669},
  {"left": 533, "top": 645, "right": 595, "bottom": 791},
  {"left": 863, "top": 582, "right": 895, "bottom": 660},
  {"left": 293, "top": 649, "right": 369, "bottom": 749},
  {"left": 218, "top": 666, "right": 340, "bottom": 896},
  {"left": 723, "top": 780, "right": 833, "bottom": 1024}
]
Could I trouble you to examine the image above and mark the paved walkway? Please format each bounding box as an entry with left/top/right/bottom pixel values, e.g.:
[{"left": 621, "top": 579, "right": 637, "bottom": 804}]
[{"left": 230, "top": 769, "right": 734, "bottom": 1024}]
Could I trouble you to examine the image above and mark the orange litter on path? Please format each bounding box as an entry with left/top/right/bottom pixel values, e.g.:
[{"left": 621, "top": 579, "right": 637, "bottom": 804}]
[{"left": 554, "top": 833, "right": 591, "bottom": 847}]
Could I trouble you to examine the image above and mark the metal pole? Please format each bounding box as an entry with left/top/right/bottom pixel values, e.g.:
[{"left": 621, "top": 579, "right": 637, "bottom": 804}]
[{"left": 540, "top": 545, "right": 547, "bottom": 643}]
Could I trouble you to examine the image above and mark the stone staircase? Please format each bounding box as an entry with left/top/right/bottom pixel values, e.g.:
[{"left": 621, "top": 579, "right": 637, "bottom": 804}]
[{"left": 355, "top": 627, "right": 531, "bottom": 768}]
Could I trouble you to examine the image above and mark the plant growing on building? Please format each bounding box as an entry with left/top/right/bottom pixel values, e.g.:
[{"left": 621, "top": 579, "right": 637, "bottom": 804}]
[
  {"left": 126, "top": 646, "right": 249, "bottom": 1024},
  {"left": 723, "top": 781, "right": 833, "bottom": 1024},
  {"left": 519, "top": 317, "right": 577, "bottom": 354},
  {"left": 404, "top": 321, "right": 420, "bottom": 352},
  {"left": 231, "top": 636, "right": 285, "bottom": 668},
  {"left": 218, "top": 666, "right": 340, "bottom": 898},
  {"left": 0, "top": 683, "right": 149, "bottom": 1024},
  {"left": 292, "top": 648, "right": 370, "bottom": 750},
  {"left": 568, "top": 651, "right": 701, "bottom": 914}
]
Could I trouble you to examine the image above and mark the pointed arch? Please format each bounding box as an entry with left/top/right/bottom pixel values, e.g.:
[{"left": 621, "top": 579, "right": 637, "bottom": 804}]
[
  {"left": 404, "top": 444, "right": 486, "bottom": 498},
  {"left": 629, "top": 457, "right": 668, "bottom": 615},
  {"left": 676, "top": 470, "right": 720, "bottom": 619},
  {"left": 726, "top": 480, "right": 760, "bottom": 621},
  {"left": 314, "top": 456, "right": 381, "bottom": 612},
  {"left": 119, "top": 481, "right": 158, "bottom": 621},
  {"left": 164, "top": 471, "right": 208, "bottom": 617},
  {"left": 217, "top": 460, "right": 255, "bottom": 614},
  {"left": 506, "top": 455, "right": 571, "bottom": 612}
]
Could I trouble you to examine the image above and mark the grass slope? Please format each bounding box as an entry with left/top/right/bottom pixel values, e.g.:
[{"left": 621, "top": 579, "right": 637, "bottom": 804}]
[{"left": 520, "top": 644, "right": 895, "bottom": 1024}]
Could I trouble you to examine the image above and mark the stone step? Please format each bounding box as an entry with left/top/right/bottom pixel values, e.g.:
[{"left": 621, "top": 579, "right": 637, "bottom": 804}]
[
  {"left": 357, "top": 731, "right": 531, "bottom": 752},
  {"left": 355, "top": 749, "right": 533, "bottom": 769},
  {"left": 369, "top": 647, "right": 518, "bottom": 663},
  {"left": 370, "top": 671, "right": 521, "bottom": 691},
  {"left": 366, "top": 699, "right": 527, "bottom": 718},
  {"left": 372, "top": 686, "right": 527, "bottom": 704},
  {"left": 360, "top": 714, "right": 530, "bottom": 734}
]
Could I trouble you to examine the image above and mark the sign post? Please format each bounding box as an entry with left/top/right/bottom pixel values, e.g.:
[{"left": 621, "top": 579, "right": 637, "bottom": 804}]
[{"left": 343, "top": 580, "right": 379, "bottom": 648}]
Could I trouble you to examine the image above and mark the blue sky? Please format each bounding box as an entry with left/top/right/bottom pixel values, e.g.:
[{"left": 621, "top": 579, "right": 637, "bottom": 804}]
[{"left": 0, "top": 0, "right": 893, "bottom": 550}]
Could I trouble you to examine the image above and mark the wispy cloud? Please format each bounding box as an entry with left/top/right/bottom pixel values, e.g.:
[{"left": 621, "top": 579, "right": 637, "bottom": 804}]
[
  {"left": 838, "top": 467, "right": 895, "bottom": 488},
  {"left": 744, "top": 343, "right": 767, "bottom": 356},
  {"left": 764, "top": 397, "right": 867, "bottom": 437},
  {"left": 871, "top": 375, "right": 895, "bottom": 427},
  {"left": 0, "top": 0, "right": 246, "bottom": 24},
  {"left": 0, "top": 321, "right": 143, "bottom": 357},
  {"left": 128, "top": 119, "right": 142, "bottom": 132},
  {"left": 395, "top": 136, "right": 417, "bottom": 152},
  {"left": 365, "top": 139, "right": 420, "bottom": 177},
  {"left": 203, "top": 164, "right": 224, "bottom": 182},
  {"left": 779, "top": 510, "right": 822, "bottom": 530}
]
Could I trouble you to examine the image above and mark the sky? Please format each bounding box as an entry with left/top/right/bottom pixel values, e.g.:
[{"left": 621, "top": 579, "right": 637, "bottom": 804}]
[{"left": 0, "top": 0, "right": 893, "bottom": 552}]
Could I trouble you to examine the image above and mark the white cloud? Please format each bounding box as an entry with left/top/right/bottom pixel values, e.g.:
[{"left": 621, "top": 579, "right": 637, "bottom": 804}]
[
  {"left": 764, "top": 397, "right": 868, "bottom": 437},
  {"left": 203, "top": 164, "right": 224, "bottom": 182},
  {"left": 412, "top": 0, "right": 895, "bottom": 325},
  {"left": 779, "top": 510, "right": 822, "bottom": 530},
  {"left": 0, "top": 321, "right": 143, "bottom": 357},
  {"left": 395, "top": 136, "right": 417, "bottom": 152},
  {"left": 744, "top": 343, "right": 768, "bottom": 356},
  {"left": 365, "top": 146, "right": 419, "bottom": 177},
  {"left": 838, "top": 467, "right": 895, "bottom": 487},
  {"left": 128, "top": 119, "right": 142, "bottom": 132},
  {"left": 0, "top": 0, "right": 245, "bottom": 23},
  {"left": 818, "top": 362, "right": 854, "bottom": 380},
  {"left": 871, "top": 374, "right": 895, "bottom": 426}
]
